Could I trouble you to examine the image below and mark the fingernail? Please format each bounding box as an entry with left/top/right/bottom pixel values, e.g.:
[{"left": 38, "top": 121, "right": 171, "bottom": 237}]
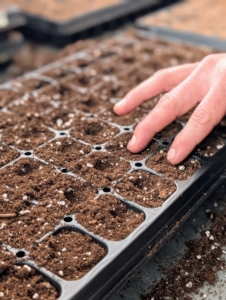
[
  {"left": 128, "top": 135, "right": 136, "bottom": 147},
  {"left": 115, "top": 98, "right": 127, "bottom": 108},
  {"left": 167, "top": 148, "right": 176, "bottom": 161}
]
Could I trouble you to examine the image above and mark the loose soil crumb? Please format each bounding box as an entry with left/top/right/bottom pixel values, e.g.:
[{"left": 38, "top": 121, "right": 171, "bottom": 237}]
[
  {"left": 35, "top": 137, "right": 91, "bottom": 170},
  {"left": 0, "top": 90, "right": 22, "bottom": 107},
  {"left": 155, "top": 121, "right": 183, "bottom": 140},
  {"left": 146, "top": 150, "right": 201, "bottom": 180},
  {"left": 1, "top": 116, "right": 54, "bottom": 150},
  {"left": 0, "top": 143, "right": 20, "bottom": 168},
  {"left": 141, "top": 212, "right": 226, "bottom": 300},
  {"left": 76, "top": 194, "right": 145, "bottom": 241},
  {"left": 105, "top": 132, "right": 158, "bottom": 161},
  {"left": 115, "top": 171, "right": 176, "bottom": 208},
  {"left": 70, "top": 116, "right": 119, "bottom": 144},
  {"left": 0, "top": 246, "right": 15, "bottom": 271},
  {"left": 0, "top": 265, "right": 58, "bottom": 300},
  {"left": 30, "top": 229, "right": 107, "bottom": 281},
  {"left": 99, "top": 107, "right": 147, "bottom": 126},
  {"left": 74, "top": 151, "right": 130, "bottom": 188},
  {"left": 195, "top": 136, "right": 225, "bottom": 157}
]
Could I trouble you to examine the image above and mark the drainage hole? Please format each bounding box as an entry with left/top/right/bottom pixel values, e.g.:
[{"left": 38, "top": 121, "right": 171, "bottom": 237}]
[
  {"left": 162, "top": 141, "right": 169, "bottom": 145},
  {"left": 24, "top": 151, "right": 32, "bottom": 156},
  {"left": 103, "top": 187, "right": 111, "bottom": 193},
  {"left": 16, "top": 251, "right": 26, "bottom": 258},
  {"left": 61, "top": 168, "right": 68, "bottom": 173},
  {"left": 64, "top": 216, "right": 73, "bottom": 223},
  {"left": 60, "top": 132, "right": 66, "bottom": 136},
  {"left": 95, "top": 146, "right": 102, "bottom": 150},
  {"left": 135, "top": 162, "right": 142, "bottom": 167},
  {"left": 124, "top": 128, "right": 130, "bottom": 131}
]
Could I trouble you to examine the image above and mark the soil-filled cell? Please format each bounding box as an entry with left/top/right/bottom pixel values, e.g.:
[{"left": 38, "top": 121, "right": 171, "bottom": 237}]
[
  {"left": 39, "top": 83, "right": 77, "bottom": 103},
  {"left": 146, "top": 150, "right": 201, "bottom": 180},
  {"left": 66, "top": 71, "right": 102, "bottom": 89},
  {"left": 36, "top": 137, "right": 91, "bottom": 171},
  {"left": 43, "top": 106, "right": 77, "bottom": 130},
  {"left": 1, "top": 116, "right": 54, "bottom": 150},
  {"left": 99, "top": 107, "right": 147, "bottom": 126},
  {"left": 0, "top": 265, "right": 59, "bottom": 300},
  {"left": 73, "top": 152, "right": 130, "bottom": 188},
  {"left": 43, "top": 66, "right": 76, "bottom": 80},
  {"left": 155, "top": 122, "right": 183, "bottom": 140},
  {"left": 0, "top": 143, "right": 20, "bottom": 168},
  {"left": 195, "top": 136, "right": 225, "bottom": 157},
  {"left": 30, "top": 229, "right": 107, "bottom": 281},
  {"left": 70, "top": 116, "right": 119, "bottom": 144},
  {"left": 8, "top": 94, "right": 53, "bottom": 117},
  {"left": 115, "top": 170, "right": 176, "bottom": 208},
  {"left": 105, "top": 132, "right": 158, "bottom": 161},
  {"left": 0, "top": 112, "right": 17, "bottom": 132},
  {"left": 13, "top": 78, "right": 50, "bottom": 92},
  {"left": 0, "top": 90, "right": 22, "bottom": 107},
  {"left": 76, "top": 194, "right": 145, "bottom": 241}
]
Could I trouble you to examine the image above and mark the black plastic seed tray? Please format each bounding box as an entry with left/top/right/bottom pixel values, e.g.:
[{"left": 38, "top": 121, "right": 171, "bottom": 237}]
[
  {"left": 9, "top": 0, "right": 179, "bottom": 45},
  {"left": 0, "top": 6, "right": 26, "bottom": 36},
  {"left": 136, "top": 19, "right": 226, "bottom": 51},
  {"left": 0, "top": 31, "right": 24, "bottom": 64},
  {"left": 0, "top": 31, "right": 226, "bottom": 300}
]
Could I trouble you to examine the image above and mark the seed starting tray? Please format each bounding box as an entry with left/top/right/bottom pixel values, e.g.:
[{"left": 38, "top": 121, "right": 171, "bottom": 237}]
[
  {"left": 7, "top": 0, "right": 168, "bottom": 45},
  {"left": 0, "top": 7, "right": 26, "bottom": 35},
  {"left": 0, "top": 31, "right": 24, "bottom": 64},
  {"left": 0, "top": 31, "right": 226, "bottom": 300},
  {"left": 136, "top": 17, "right": 226, "bottom": 51}
]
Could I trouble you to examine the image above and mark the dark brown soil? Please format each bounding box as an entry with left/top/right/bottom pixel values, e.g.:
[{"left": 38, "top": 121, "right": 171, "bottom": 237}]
[
  {"left": 155, "top": 121, "right": 183, "bottom": 140},
  {"left": 13, "top": 78, "right": 50, "bottom": 92},
  {"left": 141, "top": 212, "right": 226, "bottom": 300},
  {"left": 0, "top": 90, "right": 22, "bottom": 107},
  {"left": 66, "top": 57, "right": 95, "bottom": 69},
  {"left": 0, "top": 143, "right": 20, "bottom": 168},
  {"left": 94, "top": 80, "right": 133, "bottom": 101},
  {"left": 194, "top": 136, "right": 225, "bottom": 157},
  {"left": 105, "top": 132, "right": 158, "bottom": 161},
  {"left": 66, "top": 72, "right": 102, "bottom": 89},
  {"left": 70, "top": 117, "right": 119, "bottom": 144},
  {"left": 8, "top": 94, "right": 53, "bottom": 117},
  {"left": 0, "top": 246, "right": 15, "bottom": 271},
  {"left": 30, "top": 229, "right": 107, "bottom": 280},
  {"left": 43, "top": 106, "right": 77, "bottom": 130},
  {"left": 74, "top": 152, "right": 131, "bottom": 188},
  {"left": 76, "top": 194, "right": 145, "bottom": 241},
  {"left": 38, "top": 83, "right": 77, "bottom": 103},
  {"left": 1, "top": 116, "right": 54, "bottom": 150},
  {"left": 35, "top": 137, "right": 91, "bottom": 170},
  {"left": 115, "top": 170, "right": 176, "bottom": 208},
  {"left": 99, "top": 107, "right": 147, "bottom": 126},
  {"left": 146, "top": 150, "right": 201, "bottom": 180},
  {"left": 0, "top": 265, "right": 58, "bottom": 300},
  {"left": 43, "top": 66, "right": 76, "bottom": 80}
]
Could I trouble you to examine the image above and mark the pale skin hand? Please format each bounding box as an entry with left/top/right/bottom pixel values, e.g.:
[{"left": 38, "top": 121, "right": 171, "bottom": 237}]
[{"left": 114, "top": 54, "right": 226, "bottom": 165}]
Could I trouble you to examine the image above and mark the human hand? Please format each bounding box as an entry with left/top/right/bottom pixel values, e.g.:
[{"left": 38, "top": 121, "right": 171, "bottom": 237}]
[{"left": 114, "top": 54, "right": 226, "bottom": 165}]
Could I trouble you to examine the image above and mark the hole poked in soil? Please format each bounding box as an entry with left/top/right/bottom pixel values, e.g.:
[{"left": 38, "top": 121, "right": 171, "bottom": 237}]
[
  {"left": 43, "top": 66, "right": 76, "bottom": 80},
  {"left": 1, "top": 115, "right": 54, "bottom": 150},
  {"left": 194, "top": 136, "right": 225, "bottom": 157},
  {"left": 146, "top": 150, "right": 201, "bottom": 181},
  {"left": 99, "top": 107, "right": 147, "bottom": 126},
  {"left": 76, "top": 195, "right": 145, "bottom": 241},
  {"left": 0, "top": 89, "right": 22, "bottom": 107},
  {"left": 39, "top": 83, "right": 77, "bottom": 103},
  {"left": 70, "top": 117, "right": 120, "bottom": 144},
  {"left": 73, "top": 152, "right": 130, "bottom": 188},
  {"left": 35, "top": 138, "right": 91, "bottom": 171},
  {"left": 13, "top": 78, "right": 49, "bottom": 92},
  {"left": 155, "top": 121, "right": 183, "bottom": 140},
  {"left": 0, "top": 143, "right": 20, "bottom": 168},
  {"left": 30, "top": 229, "right": 107, "bottom": 281},
  {"left": 105, "top": 132, "right": 158, "bottom": 161},
  {"left": 0, "top": 265, "right": 59, "bottom": 300},
  {"left": 66, "top": 71, "right": 102, "bottom": 89},
  {"left": 115, "top": 170, "right": 177, "bottom": 208}
]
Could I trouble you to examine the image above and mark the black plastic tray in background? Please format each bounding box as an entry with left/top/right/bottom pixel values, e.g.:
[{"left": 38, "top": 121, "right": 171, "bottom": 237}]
[
  {"left": 16, "top": 0, "right": 181, "bottom": 46},
  {"left": 136, "top": 19, "right": 226, "bottom": 51},
  {"left": 0, "top": 31, "right": 24, "bottom": 65},
  {"left": 1, "top": 31, "right": 226, "bottom": 300},
  {"left": 0, "top": 7, "right": 26, "bottom": 36}
]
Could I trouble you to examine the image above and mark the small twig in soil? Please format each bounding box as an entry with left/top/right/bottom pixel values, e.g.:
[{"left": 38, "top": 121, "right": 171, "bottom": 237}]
[{"left": 0, "top": 213, "right": 17, "bottom": 218}]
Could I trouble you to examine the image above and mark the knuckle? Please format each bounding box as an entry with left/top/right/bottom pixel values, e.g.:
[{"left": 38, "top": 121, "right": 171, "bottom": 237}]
[
  {"left": 190, "top": 106, "right": 213, "bottom": 127},
  {"left": 158, "top": 91, "right": 176, "bottom": 111},
  {"left": 153, "top": 69, "right": 169, "bottom": 80},
  {"left": 201, "top": 54, "right": 217, "bottom": 66}
]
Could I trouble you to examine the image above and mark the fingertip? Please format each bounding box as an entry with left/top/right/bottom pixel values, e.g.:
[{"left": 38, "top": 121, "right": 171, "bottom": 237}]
[{"left": 113, "top": 98, "right": 127, "bottom": 115}]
